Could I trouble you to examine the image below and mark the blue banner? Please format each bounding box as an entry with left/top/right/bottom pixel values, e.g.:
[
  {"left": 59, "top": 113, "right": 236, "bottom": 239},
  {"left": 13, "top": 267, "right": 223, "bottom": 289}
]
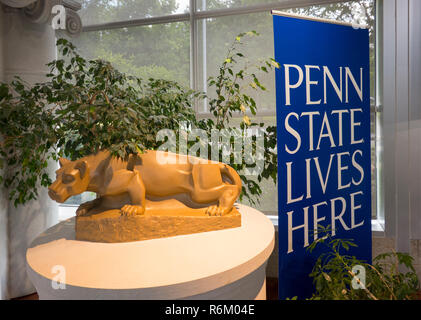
[{"left": 273, "top": 12, "right": 372, "bottom": 299}]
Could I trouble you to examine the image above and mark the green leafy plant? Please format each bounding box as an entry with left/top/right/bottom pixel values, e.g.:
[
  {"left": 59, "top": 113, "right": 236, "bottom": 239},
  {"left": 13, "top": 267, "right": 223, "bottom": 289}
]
[
  {"left": 0, "top": 33, "right": 278, "bottom": 207},
  {"left": 0, "top": 77, "right": 58, "bottom": 205},
  {"left": 307, "top": 226, "right": 420, "bottom": 300}
]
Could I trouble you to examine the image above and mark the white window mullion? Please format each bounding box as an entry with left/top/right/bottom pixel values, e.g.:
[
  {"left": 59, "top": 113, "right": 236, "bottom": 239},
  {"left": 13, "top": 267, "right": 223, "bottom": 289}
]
[
  {"left": 201, "top": 0, "right": 208, "bottom": 113},
  {"left": 190, "top": 0, "right": 199, "bottom": 112}
]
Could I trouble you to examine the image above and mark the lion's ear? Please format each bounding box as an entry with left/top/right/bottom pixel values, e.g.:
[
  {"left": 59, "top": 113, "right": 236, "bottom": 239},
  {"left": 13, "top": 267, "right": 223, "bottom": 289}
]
[
  {"left": 75, "top": 160, "right": 88, "bottom": 179},
  {"left": 59, "top": 157, "right": 70, "bottom": 167}
]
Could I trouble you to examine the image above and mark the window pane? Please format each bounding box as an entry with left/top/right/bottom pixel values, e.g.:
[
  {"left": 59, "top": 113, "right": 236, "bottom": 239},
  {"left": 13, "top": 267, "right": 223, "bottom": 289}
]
[
  {"left": 237, "top": 116, "right": 278, "bottom": 214},
  {"left": 64, "top": 192, "right": 96, "bottom": 205},
  {"left": 79, "top": 0, "right": 190, "bottom": 26},
  {"left": 70, "top": 22, "right": 190, "bottom": 87},
  {"left": 197, "top": 11, "right": 276, "bottom": 114}
]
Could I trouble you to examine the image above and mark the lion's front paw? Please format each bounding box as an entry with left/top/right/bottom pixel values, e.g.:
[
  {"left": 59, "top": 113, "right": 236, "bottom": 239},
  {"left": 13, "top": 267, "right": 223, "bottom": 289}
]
[
  {"left": 121, "top": 205, "right": 145, "bottom": 216},
  {"left": 76, "top": 199, "right": 101, "bottom": 216},
  {"left": 76, "top": 204, "right": 91, "bottom": 216},
  {"left": 76, "top": 207, "right": 88, "bottom": 217},
  {"left": 205, "top": 205, "right": 230, "bottom": 216}
]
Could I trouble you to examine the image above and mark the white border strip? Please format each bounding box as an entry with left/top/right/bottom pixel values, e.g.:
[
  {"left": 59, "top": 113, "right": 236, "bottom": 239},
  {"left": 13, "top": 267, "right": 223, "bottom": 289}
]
[{"left": 271, "top": 9, "right": 368, "bottom": 29}]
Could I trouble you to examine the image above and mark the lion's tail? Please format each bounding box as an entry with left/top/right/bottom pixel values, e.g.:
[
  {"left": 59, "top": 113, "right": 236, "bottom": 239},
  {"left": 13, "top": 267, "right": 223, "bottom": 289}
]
[{"left": 219, "top": 163, "right": 243, "bottom": 193}]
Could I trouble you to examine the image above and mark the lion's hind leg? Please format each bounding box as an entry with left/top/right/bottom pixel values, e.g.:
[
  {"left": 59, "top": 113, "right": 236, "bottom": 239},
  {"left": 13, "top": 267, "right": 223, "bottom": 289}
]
[
  {"left": 190, "top": 164, "right": 226, "bottom": 204},
  {"left": 190, "top": 163, "right": 241, "bottom": 216},
  {"left": 205, "top": 185, "right": 239, "bottom": 216}
]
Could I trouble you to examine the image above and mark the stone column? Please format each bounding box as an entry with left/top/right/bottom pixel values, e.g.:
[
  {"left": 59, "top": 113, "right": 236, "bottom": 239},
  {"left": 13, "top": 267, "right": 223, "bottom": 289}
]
[{"left": 0, "top": 0, "right": 81, "bottom": 298}]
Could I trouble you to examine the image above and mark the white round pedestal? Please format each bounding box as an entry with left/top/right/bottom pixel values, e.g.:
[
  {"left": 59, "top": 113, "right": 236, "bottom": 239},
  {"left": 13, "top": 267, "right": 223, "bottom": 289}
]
[{"left": 26, "top": 204, "right": 275, "bottom": 300}]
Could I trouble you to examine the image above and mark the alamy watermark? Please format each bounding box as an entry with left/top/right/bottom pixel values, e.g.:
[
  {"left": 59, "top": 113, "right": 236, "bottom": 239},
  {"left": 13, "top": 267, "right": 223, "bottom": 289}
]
[
  {"left": 51, "top": 264, "right": 66, "bottom": 290},
  {"left": 155, "top": 122, "right": 266, "bottom": 176},
  {"left": 51, "top": 5, "right": 66, "bottom": 30},
  {"left": 351, "top": 264, "right": 366, "bottom": 289}
]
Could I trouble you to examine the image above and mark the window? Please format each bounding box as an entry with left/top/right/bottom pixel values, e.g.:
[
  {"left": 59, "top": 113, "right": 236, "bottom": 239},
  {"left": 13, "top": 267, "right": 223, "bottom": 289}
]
[{"left": 59, "top": 0, "right": 377, "bottom": 223}]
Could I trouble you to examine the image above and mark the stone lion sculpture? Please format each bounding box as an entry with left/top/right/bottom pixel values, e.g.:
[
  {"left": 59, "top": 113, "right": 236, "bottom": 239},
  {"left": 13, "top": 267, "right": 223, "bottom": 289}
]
[{"left": 48, "top": 150, "right": 243, "bottom": 242}]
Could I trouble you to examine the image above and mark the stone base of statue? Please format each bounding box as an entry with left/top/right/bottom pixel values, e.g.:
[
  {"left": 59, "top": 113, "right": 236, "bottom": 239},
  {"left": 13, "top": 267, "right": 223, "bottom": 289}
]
[{"left": 76, "top": 199, "right": 241, "bottom": 243}]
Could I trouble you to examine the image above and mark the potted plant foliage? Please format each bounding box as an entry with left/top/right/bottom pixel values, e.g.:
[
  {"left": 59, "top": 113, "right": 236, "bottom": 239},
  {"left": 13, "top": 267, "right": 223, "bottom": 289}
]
[{"left": 307, "top": 226, "right": 420, "bottom": 300}]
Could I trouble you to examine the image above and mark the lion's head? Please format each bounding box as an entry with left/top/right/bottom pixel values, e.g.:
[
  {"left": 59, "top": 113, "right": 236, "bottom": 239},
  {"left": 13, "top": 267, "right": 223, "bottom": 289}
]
[{"left": 48, "top": 158, "right": 90, "bottom": 203}]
